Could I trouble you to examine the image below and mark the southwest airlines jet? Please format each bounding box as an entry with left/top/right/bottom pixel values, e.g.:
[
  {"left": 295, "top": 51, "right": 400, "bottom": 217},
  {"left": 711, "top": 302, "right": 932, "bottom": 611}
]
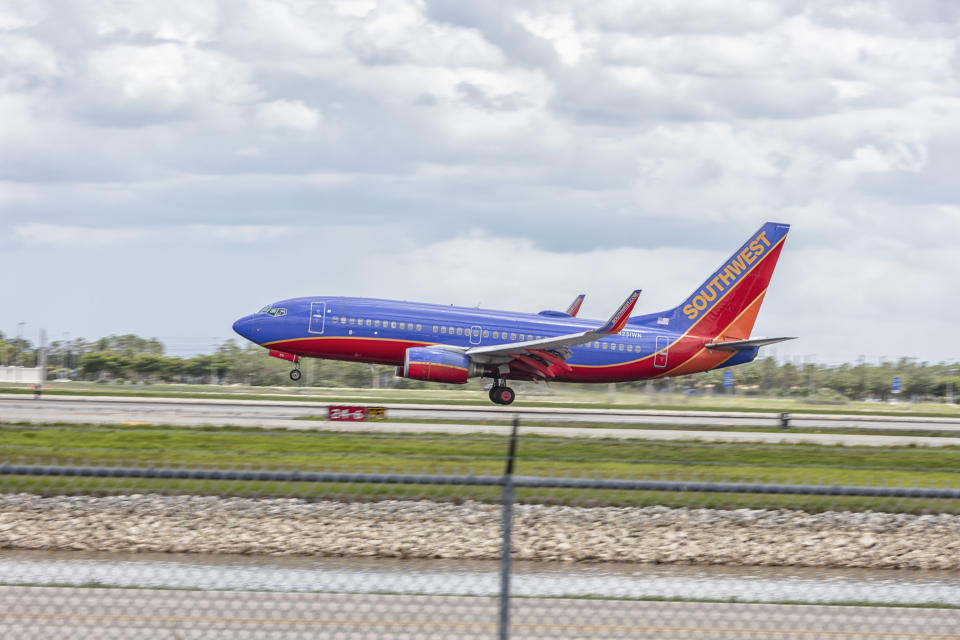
[{"left": 232, "top": 222, "right": 793, "bottom": 405}]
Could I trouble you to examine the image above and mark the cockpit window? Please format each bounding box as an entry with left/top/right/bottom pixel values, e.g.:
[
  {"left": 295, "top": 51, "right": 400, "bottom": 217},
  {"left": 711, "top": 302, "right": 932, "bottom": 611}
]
[{"left": 258, "top": 306, "right": 287, "bottom": 317}]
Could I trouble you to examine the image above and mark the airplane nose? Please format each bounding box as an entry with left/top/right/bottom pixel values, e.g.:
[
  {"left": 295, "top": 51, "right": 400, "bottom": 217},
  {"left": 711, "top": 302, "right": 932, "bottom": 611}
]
[{"left": 232, "top": 314, "right": 259, "bottom": 343}]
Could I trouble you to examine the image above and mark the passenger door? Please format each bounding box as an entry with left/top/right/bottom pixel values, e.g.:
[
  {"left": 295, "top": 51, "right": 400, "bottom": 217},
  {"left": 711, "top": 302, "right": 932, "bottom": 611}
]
[
  {"left": 308, "top": 301, "right": 326, "bottom": 334},
  {"left": 654, "top": 335, "right": 669, "bottom": 368}
]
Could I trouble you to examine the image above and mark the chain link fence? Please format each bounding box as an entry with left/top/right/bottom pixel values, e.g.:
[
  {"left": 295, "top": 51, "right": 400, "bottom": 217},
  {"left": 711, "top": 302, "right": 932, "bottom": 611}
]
[{"left": 1, "top": 419, "right": 960, "bottom": 638}]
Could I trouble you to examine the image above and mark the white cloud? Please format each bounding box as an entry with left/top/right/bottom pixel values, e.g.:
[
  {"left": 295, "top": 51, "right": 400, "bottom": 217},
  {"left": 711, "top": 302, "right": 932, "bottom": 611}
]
[
  {"left": 12, "top": 224, "right": 148, "bottom": 247},
  {"left": 88, "top": 0, "right": 220, "bottom": 45},
  {"left": 256, "top": 99, "right": 321, "bottom": 131},
  {"left": 84, "top": 43, "right": 259, "bottom": 119},
  {"left": 344, "top": 1, "right": 504, "bottom": 67},
  {"left": 10, "top": 223, "right": 292, "bottom": 248},
  {"left": 0, "top": 35, "right": 58, "bottom": 89},
  {"left": 0, "top": 0, "right": 48, "bottom": 30},
  {"left": 837, "top": 143, "right": 928, "bottom": 173},
  {"left": 2, "top": 0, "right": 960, "bottom": 362}
]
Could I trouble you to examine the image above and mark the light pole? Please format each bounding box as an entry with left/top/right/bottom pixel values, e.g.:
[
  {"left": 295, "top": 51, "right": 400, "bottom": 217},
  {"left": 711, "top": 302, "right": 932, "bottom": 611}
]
[{"left": 16, "top": 322, "right": 25, "bottom": 366}]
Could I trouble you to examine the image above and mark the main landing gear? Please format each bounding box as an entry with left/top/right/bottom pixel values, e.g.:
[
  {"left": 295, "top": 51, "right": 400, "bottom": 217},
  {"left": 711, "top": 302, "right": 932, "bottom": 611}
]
[
  {"left": 489, "top": 379, "right": 515, "bottom": 405},
  {"left": 289, "top": 363, "right": 302, "bottom": 381}
]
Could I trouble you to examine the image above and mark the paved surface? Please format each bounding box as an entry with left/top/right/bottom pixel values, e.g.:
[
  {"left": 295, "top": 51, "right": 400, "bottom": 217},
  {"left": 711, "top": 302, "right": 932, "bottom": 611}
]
[
  {"left": 3, "top": 394, "right": 960, "bottom": 446},
  {"left": 1, "top": 586, "right": 957, "bottom": 639}
]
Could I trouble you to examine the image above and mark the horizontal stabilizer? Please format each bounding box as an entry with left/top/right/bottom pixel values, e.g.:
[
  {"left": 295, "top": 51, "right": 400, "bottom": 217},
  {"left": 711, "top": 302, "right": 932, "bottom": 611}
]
[{"left": 704, "top": 336, "right": 796, "bottom": 352}]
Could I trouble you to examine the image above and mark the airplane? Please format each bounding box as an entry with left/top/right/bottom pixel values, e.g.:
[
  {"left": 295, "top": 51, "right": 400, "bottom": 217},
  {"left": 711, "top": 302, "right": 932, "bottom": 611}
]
[{"left": 232, "top": 222, "right": 794, "bottom": 405}]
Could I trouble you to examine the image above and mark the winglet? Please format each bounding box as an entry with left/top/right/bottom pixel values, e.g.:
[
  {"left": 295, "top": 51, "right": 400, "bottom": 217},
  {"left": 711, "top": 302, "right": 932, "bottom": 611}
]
[
  {"left": 597, "top": 290, "right": 641, "bottom": 334},
  {"left": 565, "top": 294, "right": 586, "bottom": 317}
]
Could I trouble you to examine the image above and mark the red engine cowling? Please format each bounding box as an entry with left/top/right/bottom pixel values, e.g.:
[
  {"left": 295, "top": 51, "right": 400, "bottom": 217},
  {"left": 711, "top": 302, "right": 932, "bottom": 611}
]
[{"left": 402, "top": 347, "right": 481, "bottom": 384}]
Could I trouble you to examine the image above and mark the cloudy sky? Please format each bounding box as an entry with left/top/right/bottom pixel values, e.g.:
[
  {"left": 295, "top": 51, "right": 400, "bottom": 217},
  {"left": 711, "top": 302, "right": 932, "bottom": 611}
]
[{"left": 2, "top": 0, "right": 959, "bottom": 363}]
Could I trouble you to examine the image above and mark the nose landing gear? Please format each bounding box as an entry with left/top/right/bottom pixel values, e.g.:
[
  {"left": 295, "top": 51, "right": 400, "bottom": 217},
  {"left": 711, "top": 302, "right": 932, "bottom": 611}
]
[{"left": 268, "top": 350, "right": 303, "bottom": 382}]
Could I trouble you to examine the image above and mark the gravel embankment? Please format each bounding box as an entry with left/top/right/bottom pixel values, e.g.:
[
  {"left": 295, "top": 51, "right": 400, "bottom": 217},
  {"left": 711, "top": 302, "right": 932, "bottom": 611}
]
[{"left": 1, "top": 493, "right": 957, "bottom": 569}]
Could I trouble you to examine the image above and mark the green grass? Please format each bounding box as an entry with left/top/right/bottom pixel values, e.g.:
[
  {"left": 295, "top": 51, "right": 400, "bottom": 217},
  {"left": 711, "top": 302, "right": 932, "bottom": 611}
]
[
  {"left": 2, "top": 422, "right": 960, "bottom": 512},
  {"left": 300, "top": 415, "right": 960, "bottom": 438}
]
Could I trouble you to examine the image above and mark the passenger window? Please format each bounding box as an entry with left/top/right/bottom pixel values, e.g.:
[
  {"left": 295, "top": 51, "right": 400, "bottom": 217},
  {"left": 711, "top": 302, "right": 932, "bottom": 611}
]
[
  {"left": 602, "top": 343, "right": 608, "bottom": 350},
  {"left": 618, "top": 344, "right": 624, "bottom": 351},
  {"left": 456, "top": 327, "right": 463, "bottom": 336},
  {"left": 332, "top": 316, "right": 339, "bottom": 323},
  {"left": 374, "top": 320, "right": 380, "bottom": 328},
  {"left": 441, "top": 327, "right": 447, "bottom": 334},
  {"left": 391, "top": 321, "right": 397, "bottom": 329},
  {"left": 365, "top": 319, "right": 371, "bottom": 327},
  {"left": 510, "top": 333, "right": 517, "bottom": 340},
  {"left": 349, "top": 318, "right": 356, "bottom": 325},
  {"left": 493, "top": 331, "right": 499, "bottom": 339},
  {"left": 416, "top": 324, "right": 422, "bottom": 331},
  {"left": 519, "top": 334, "right": 525, "bottom": 341},
  {"left": 448, "top": 326, "right": 454, "bottom": 334},
  {"left": 627, "top": 344, "right": 633, "bottom": 352},
  {"left": 433, "top": 326, "right": 439, "bottom": 333},
  {"left": 483, "top": 330, "right": 489, "bottom": 338}
]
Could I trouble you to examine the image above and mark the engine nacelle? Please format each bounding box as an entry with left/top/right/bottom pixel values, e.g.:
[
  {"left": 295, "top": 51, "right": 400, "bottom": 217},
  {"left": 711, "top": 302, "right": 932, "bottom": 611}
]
[{"left": 402, "top": 347, "right": 482, "bottom": 384}]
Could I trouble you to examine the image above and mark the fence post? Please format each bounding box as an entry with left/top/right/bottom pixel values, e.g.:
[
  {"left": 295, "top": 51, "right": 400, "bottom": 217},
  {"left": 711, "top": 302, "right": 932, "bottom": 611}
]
[
  {"left": 780, "top": 412, "right": 790, "bottom": 429},
  {"left": 498, "top": 416, "right": 519, "bottom": 640}
]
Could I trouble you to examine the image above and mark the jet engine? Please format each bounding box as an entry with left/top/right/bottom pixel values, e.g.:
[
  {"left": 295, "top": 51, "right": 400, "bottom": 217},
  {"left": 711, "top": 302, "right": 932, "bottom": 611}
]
[{"left": 400, "top": 347, "right": 483, "bottom": 384}]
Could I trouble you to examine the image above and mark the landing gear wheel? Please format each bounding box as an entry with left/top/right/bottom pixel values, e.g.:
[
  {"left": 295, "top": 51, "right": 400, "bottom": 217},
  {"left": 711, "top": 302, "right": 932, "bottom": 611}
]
[
  {"left": 289, "top": 369, "right": 302, "bottom": 382},
  {"left": 489, "top": 385, "right": 516, "bottom": 405}
]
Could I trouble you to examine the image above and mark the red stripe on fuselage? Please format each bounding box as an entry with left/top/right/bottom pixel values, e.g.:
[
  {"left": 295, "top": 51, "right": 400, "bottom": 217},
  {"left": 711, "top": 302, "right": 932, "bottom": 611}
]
[{"left": 264, "top": 337, "right": 431, "bottom": 365}]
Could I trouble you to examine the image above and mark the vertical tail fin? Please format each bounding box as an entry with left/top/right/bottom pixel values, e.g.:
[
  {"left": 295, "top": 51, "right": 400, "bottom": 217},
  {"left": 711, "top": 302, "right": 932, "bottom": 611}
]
[
  {"left": 637, "top": 222, "right": 790, "bottom": 339},
  {"left": 565, "top": 294, "right": 586, "bottom": 317}
]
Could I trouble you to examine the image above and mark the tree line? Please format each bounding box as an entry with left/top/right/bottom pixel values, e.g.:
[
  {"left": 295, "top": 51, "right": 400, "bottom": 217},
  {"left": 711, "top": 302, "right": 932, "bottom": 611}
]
[{"left": 1, "top": 331, "right": 957, "bottom": 402}]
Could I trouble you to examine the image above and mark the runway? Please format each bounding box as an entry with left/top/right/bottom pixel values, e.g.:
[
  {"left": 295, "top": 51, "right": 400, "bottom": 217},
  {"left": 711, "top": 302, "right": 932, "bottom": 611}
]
[
  {"left": 1, "top": 586, "right": 957, "bottom": 639},
  {"left": 3, "top": 394, "right": 960, "bottom": 447}
]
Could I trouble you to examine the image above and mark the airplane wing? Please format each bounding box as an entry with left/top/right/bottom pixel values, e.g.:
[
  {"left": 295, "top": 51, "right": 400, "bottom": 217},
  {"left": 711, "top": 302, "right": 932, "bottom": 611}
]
[
  {"left": 565, "top": 294, "right": 585, "bottom": 317},
  {"left": 464, "top": 291, "right": 641, "bottom": 376},
  {"left": 704, "top": 336, "right": 796, "bottom": 351}
]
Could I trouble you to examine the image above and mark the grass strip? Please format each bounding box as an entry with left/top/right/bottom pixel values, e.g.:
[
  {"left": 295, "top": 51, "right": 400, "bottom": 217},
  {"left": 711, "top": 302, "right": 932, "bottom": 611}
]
[
  {"left": 2, "top": 422, "right": 960, "bottom": 512},
  {"left": 1, "top": 475, "right": 956, "bottom": 513},
  {"left": 300, "top": 415, "right": 960, "bottom": 439}
]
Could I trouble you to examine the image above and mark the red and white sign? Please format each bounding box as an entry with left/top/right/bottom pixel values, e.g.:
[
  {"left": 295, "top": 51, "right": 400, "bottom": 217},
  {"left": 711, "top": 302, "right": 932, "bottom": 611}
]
[{"left": 327, "top": 406, "right": 385, "bottom": 421}]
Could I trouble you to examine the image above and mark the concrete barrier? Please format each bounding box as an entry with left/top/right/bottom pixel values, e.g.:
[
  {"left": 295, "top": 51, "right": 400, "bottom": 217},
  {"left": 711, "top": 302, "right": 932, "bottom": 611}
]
[{"left": 0, "top": 366, "right": 42, "bottom": 384}]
